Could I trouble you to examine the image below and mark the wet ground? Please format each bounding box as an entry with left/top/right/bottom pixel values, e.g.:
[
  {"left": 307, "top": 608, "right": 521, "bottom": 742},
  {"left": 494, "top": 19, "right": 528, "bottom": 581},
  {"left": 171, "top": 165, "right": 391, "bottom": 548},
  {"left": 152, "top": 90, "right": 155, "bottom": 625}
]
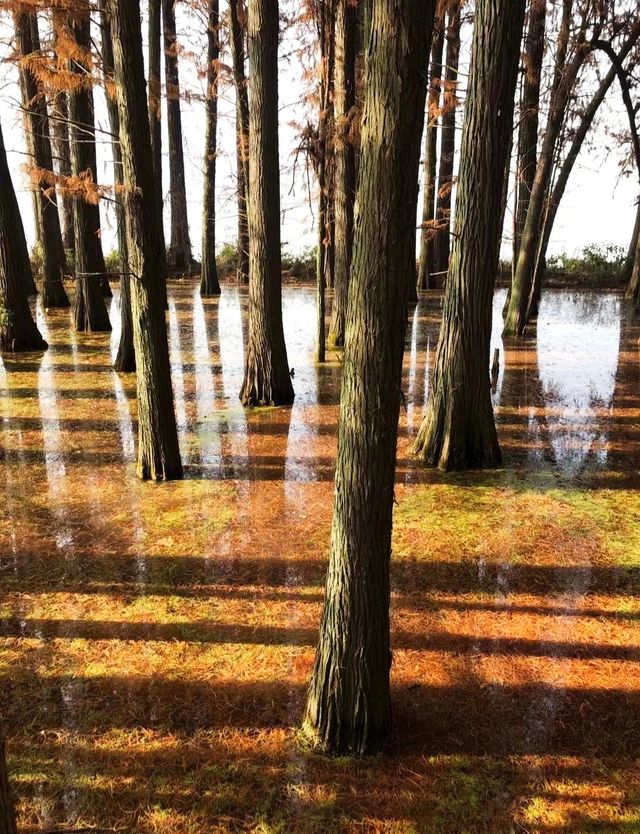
[{"left": 1, "top": 283, "right": 639, "bottom": 833}]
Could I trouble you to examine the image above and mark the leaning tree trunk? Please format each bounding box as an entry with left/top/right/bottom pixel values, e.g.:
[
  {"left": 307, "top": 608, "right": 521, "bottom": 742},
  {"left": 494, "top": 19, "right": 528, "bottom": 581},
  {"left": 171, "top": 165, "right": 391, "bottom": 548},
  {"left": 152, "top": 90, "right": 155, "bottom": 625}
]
[
  {"left": 417, "top": 14, "right": 444, "bottom": 292},
  {"left": 230, "top": 0, "right": 250, "bottom": 283},
  {"left": 163, "top": 0, "right": 193, "bottom": 272},
  {"left": 15, "top": 11, "right": 70, "bottom": 309},
  {"left": 66, "top": 10, "right": 111, "bottom": 331},
  {"left": 327, "top": 0, "right": 356, "bottom": 346},
  {"left": 201, "top": 0, "right": 221, "bottom": 297},
  {"left": 107, "top": 0, "right": 183, "bottom": 481},
  {"left": 239, "top": 0, "right": 294, "bottom": 406},
  {"left": 0, "top": 120, "right": 47, "bottom": 352},
  {"left": 414, "top": 0, "right": 525, "bottom": 471},
  {"left": 0, "top": 740, "right": 17, "bottom": 834},
  {"left": 100, "top": 0, "right": 135, "bottom": 371},
  {"left": 432, "top": 0, "right": 461, "bottom": 279},
  {"left": 304, "top": 0, "right": 434, "bottom": 757}
]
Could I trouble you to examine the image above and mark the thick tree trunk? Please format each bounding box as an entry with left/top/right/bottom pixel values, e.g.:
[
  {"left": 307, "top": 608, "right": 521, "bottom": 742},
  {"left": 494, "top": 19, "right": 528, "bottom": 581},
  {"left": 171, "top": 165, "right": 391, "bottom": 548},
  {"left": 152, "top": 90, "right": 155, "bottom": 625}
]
[
  {"left": 15, "top": 11, "right": 70, "bottom": 309},
  {"left": 327, "top": 0, "right": 356, "bottom": 346},
  {"left": 107, "top": 0, "right": 183, "bottom": 481},
  {"left": 163, "top": 0, "right": 193, "bottom": 272},
  {"left": 239, "top": 0, "right": 294, "bottom": 406},
  {"left": 432, "top": 1, "right": 461, "bottom": 278},
  {"left": 100, "top": 0, "right": 135, "bottom": 371},
  {"left": 625, "top": 199, "right": 640, "bottom": 298},
  {"left": 0, "top": 120, "right": 47, "bottom": 352},
  {"left": 201, "top": 0, "right": 221, "bottom": 297},
  {"left": 304, "top": 0, "right": 434, "bottom": 757},
  {"left": 230, "top": 0, "right": 250, "bottom": 283},
  {"left": 417, "top": 15, "right": 444, "bottom": 292},
  {"left": 414, "top": 0, "right": 525, "bottom": 471},
  {"left": 67, "top": 11, "right": 111, "bottom": 331},
  {"left": 0, "top": 740, "right": 17, "bottom": 834},
  {"left": 148, "top": 0, "right": 163, "bottom": 217}
]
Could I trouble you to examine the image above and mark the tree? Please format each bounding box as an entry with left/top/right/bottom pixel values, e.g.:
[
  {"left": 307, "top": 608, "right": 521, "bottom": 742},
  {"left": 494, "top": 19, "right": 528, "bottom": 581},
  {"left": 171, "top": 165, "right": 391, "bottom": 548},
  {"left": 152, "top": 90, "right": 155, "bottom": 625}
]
[
  {"left": 417, "top": 12, "right": 445, "bottom": 292},
  {"left": 229, "top": 0, "right": 250, "bottom": 283},
  {"left": 163, "top": 0, "right": 193, "bottom": 271},
  {"left": 303, "top": 0, "right": 435, "bottom": 756},
  {"left": 0, "top": 119, "right": 47, "bottom": 353},
  {"left": 99, "top": 0, "right": 135, "bottom": 371},
  {"left": 239, "top": 0, "right": 294, "bottom": 407},
  {"left": 106, "top": 0, "right": 183, "bottom": 481},
  {"left": 15, "top": 10, "right": 70, "bottom": 309},
  {"left": 432, "top": 0, "right": 461, "bottom": 278},
  {"left": 414, "top": 0, "right": 526, "bottom": 471},
  {"left": 200, "top": 0, "right": 221, "bottom": 297},
  {"left": 0, "top": 739, "right": 17, "bottom": 834},
  {"left": 327, "top": 0, "right": 356, "bottom": 346},
  {"left": 149, "top": 0, "right": 163, "bottom": 215},
  {"left": 65, "top": 9, "right": 112, "bottom": 331}
]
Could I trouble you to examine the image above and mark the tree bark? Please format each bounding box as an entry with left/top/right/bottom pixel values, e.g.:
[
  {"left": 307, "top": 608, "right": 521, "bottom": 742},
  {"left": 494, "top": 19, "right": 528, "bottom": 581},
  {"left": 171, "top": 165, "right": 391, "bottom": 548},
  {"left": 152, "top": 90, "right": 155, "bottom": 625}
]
[
  {"left": 432, "top": 0, "right": 461, "bottom": 278},
  {"left": 162, "top": 0, "right": 193, "bottom": 272},
  {"left": 417, "top": 14, "right": 444, "bottom": 292},
  {"left": 201, "top": 0, "right": 221, "bottom": 297},
  {"left": 625, "top": 199, "right": 640, "bottom": 299},
  {"left": 0, "top": 119, "right": 47, "bottom": 352},
  {"left": 107, "top": 0, "right": 183, "bottom": 481},
  {"left": 327, "top": 0, "right": 356, "bottom": 346},
  {"left": 239, "top": 0, "right": 294, "bottom": 406},
  {"left": 229, "top": 0, "right": 250, "bottom": 283},
  {"left": 0, "top": 740, "right": 17, "bottom": 834},
  {"left": 50, "top": 90, "right": 74, "bottom": 253},
  {"left": 66, "top": 10, "right": 112, "bottom": 331},
  {"left": 15, "top": 11, "right": 70, "bottom": 309},
  {"left": 304, "top": 0, "right": 434, "bottom": 756},
  {"left": 148, "top": 0, "right": 163, "bottom": 219},
  {"left": 414, "top": 0, "right": 525, "bottom": 471}
]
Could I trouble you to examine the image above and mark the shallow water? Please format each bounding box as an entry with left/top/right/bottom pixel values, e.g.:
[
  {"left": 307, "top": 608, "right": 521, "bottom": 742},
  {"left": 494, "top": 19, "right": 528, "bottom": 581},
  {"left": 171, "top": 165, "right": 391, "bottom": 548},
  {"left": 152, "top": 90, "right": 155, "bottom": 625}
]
[{"left": 1, "top": 283, "right": 639, "bottom": 834}]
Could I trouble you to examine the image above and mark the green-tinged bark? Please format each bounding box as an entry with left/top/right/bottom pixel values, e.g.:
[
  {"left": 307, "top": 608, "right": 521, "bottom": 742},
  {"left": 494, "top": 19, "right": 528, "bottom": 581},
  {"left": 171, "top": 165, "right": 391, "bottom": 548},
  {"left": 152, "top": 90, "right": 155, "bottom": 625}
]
[
  {"left": 304, "top": 0, "right": 434, "bottom": 756},
  {"left": 107, "top": 0, "right": 182, "bottom": 481},
  {"left": 230, "top": 0, "right": 250, "bottom": 283},
  {"left": 239, "top": 0, "right": 294, "bottom": 406},
  {"left": 0, "top": 120, "right": 47, "bottom": 353},
  {"left": 201, "top": 0, "right": 221, "bottom": 297},
  {"left": 414, "top": 0, "right": 525, "bottom": 471}
]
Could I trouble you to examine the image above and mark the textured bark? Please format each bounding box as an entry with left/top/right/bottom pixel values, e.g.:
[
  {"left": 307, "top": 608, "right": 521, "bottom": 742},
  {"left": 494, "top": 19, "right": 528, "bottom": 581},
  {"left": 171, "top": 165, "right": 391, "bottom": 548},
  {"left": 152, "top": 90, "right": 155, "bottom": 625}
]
[
  {"left": 0, "top": 120, "right": 47, "bottom": 352},
  {"left": 417, "top": 14, "right": 444, "bottom": 292},
  {"left": 414, "top": 0, "right": 525, "bottom": 471},
  {"left": 50, "top": 90, "right": 74, "bottom": 253},
  {"left": 504, "top": 0, "right": 596, "bottom": 336},
  {"left": 512, "top": 0, "right": 546, "bottom": 269},
  {"left": 67, "top": 11, "right": 111, "bottom": 331},
  {"left": 327, "top": 0, "right": 356, "bottom": 346},
  {"left": 230, "top": 0, "right": 250, "bottom": 283},
  {"left": 239, "top": 0, "right": 294, "bottom": 406},
  {"left": 15, "top": 11, "right": 70, "bottom": 309},
  {"left": 625, "top": 199, "right": 640, "bottom": 298},
  {"left": 107, "top": 0, "right": 183, "bottom": 481},
  {"left": 629, "top": 226, "right": 640, "bottom": 306},
  {"left": 0, "top": 740, "right": 17, "bottom": 834},
  {"left": 163, "top": 0, "right": 193, "bottom": 271},
  {"left": 148, "top": 0, "right": 163, "bottom": 217},
  {"left": 100, "top": 0, "right": 135, "bottom": 371},
  {"left": 201, "top": 0, "right": 221, "bottom": 297},
  {"left": 432, "top": 1, "right": 461, "bottom": 277},
  {"left": 304, "top": 0, "right": 434, "bottom": 756}
]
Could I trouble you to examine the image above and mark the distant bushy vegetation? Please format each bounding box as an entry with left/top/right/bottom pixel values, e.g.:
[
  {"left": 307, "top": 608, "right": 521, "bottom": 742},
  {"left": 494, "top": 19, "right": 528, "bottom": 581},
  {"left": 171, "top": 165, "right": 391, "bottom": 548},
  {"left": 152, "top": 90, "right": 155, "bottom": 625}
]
[
  {"left": 216, "top": 241, "right": 316, "bottom": 281},
  {"left": 500, "top": 243, "right": 629, "bottom": 287}
]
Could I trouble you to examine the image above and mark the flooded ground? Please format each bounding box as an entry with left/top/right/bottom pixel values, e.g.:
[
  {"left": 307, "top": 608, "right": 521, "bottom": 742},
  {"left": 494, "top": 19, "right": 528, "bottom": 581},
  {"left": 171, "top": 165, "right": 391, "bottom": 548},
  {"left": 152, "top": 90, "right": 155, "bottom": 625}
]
[{"left": 1, "top": 283, "right": 639, "bottom": 833}]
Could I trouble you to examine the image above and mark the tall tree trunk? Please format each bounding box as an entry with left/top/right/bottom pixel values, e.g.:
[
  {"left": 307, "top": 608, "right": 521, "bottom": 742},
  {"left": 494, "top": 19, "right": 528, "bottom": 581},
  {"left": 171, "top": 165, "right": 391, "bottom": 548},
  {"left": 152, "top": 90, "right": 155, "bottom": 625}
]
[
  {"left": 504, "top": 0, "right": 596, "bottom": 336},
  {"left": 201, "top": 0, "right": 221, "bottom": 297},
  {"left": 163, "top": 0, "right": 193, "bottom": 271},
  {"left": 414, "top": 0, "right": 525, "bottom": 471},
  {"left": 432, "top": 0, "right": 461, "bottom": 278},
  {"left": 625, "top": 199, "right": 640, "bottom": 296},
  {"left": 327, "top": 0, "right": 356, "bottom": 346},
  {"left": 100, "top": 0, "right": 135, "bottom": 371},
  {"left": 417, "top": 14, "right": 444, "bottom": 292},
  {"left": 0, "top": 120, "right": 47, "bottom": 352},
  {"left": 629, "top": 227, "right": 640, "bottom": 306},
  {"left": 512, "top": 0, "right": 546, "bottom": 273},
  {"left": 66, "top": 10, "right": 111, "bottom": 331},
  {"left": 148, "top": 0, "right": 163, "bottom": 218},
  {"left": 50, "top": 92, "right": 74, "bottom": 253},
  {"left": 304, "top": 0, "right": 434, "bottom": 757},
  {"left": 230, "top": 0, "right": 250, "bottom": 283},
  {"left": 15, "top": 11, "right": 70, "bottom": 308},
  {"left": 0, "top": 740, "right": 17, "bottom": 834},
  {"left": 239, "top": 0, "right": 294, "bottom": 406},
  {"left": 107, "top": 0, "right": 183, "bottom": 481}
]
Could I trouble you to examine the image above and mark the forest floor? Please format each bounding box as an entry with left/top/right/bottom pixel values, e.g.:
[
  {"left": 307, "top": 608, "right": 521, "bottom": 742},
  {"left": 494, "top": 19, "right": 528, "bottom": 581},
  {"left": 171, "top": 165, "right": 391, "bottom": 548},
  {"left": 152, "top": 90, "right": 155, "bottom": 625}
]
[{"left": 1, "top": 284, "right": 639, "bottom": 834}]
